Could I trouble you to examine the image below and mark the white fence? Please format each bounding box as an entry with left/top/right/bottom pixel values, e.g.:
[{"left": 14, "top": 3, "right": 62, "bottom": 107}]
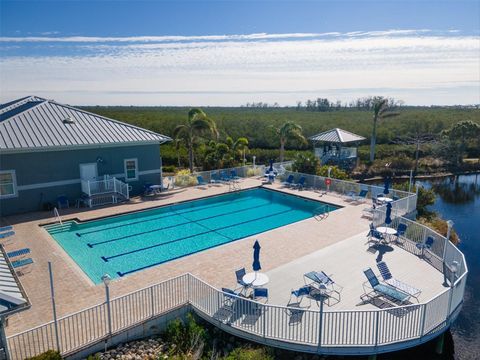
[
  {"left": 81, "top": 177, "right": 129, "bottom": 207},
  {"left": 8, "top": 237, "right": 467, "bottom": 359}
]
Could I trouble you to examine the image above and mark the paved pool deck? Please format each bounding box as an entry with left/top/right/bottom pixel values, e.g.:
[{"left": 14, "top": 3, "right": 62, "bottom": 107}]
[{"left": 0, "top": 177, "right": 444, "bottom": 337}]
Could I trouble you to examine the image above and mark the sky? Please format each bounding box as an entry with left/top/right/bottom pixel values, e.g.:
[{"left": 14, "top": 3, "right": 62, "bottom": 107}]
[{"left": 0, "top": 0, "right": 479, "bottom": 106}]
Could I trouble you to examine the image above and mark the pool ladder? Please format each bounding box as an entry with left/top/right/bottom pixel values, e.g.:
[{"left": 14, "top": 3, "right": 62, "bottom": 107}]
[
  {"left": 314, "top": 205, "right": 330, "bottom": 221},
  {"left": 53, "top": 207, "right": 63, "bottom": 226}
]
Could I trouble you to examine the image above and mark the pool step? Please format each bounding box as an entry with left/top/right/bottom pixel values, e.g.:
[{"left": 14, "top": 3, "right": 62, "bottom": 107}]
[{"left": 45, "top": 221, "right": 75, "bottom": 233}]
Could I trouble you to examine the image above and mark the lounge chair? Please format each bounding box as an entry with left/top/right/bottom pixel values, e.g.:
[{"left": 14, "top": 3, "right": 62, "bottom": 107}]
[
  {"left": 210, "top": 172, "right": 221, "bottom": 184},
  {"left": 362, "top": 268, "right": 410, "bottom": 305},
  {"left": 281, "top": 174, "right": 294, "bottom": 187},
  {"left": 12, "top": 257, "right": 34, "bottom": 268},
  {"left": 219, "top": 171, "right": 231, "bottom": 183},
  {"left": 0, "top": 231, "right": 15, "bottom": 239},
  {"left": 196, "top": 176, "right": 208, "bottom": 187},
  {"left": 395, "top": 223, "right": 408, "bottom": 244},
  {"left": 230, "top": 169, "right": 240, "bottom": 180},
  {"left": 235, "top": 268, "right": 250, "bottom": 294},
  {"left": 7, "top": 248, "right": 31, "bottom": 258},
  {"left": 57, "top": 195, "right": 69, "bottom": 209},
  {"left": 0, "top": 226, "right": 13, "bottom": 232},
  {"left": 347, "top": 189, "right": 368, "bottom": 203},
  {"left": 291, "top": 176, "right": 306, "bottom": 190},
  {"left": 304, "top": 271, "right": 342, "bottom": 305},
  {"left": 376, "top": 261, "right": 421, "bottom": 301},
  {"left": 416, "top": 236, "right": 434, "bottom": 258}
]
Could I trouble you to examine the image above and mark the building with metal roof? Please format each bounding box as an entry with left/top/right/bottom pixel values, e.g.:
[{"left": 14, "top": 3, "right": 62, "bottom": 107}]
[
  {"left": 309, "top": 128, "right": 366, "bottom": 170},
  {"left": 0, "top": 96, "right": 171, "bottom": 215}
]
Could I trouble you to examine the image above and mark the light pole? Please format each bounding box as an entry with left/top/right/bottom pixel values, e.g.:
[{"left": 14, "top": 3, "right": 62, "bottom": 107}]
[
  {"left": 446, "top": 220, "right": 454, "bottom": 242},
  {"left": 101, "top": 274, "right": 112, "bottom": 336},
  {"left": 252, "top": 156, "right": 256, "bottom": 169}
]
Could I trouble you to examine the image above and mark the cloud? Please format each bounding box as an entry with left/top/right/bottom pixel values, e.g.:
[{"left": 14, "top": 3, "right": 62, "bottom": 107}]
[{"left": 0, "top": 30, "right": 479, "bottom": 105}]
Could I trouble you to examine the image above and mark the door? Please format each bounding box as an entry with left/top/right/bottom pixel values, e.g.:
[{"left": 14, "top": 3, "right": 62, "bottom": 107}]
[{"left": 79, "top": 163, "right": 98, "bottom": 194}]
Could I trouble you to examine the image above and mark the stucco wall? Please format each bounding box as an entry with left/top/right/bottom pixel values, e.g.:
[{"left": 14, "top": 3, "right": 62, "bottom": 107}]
[{"left": 0, "top": 144, "right": 162, "bottom": 215}]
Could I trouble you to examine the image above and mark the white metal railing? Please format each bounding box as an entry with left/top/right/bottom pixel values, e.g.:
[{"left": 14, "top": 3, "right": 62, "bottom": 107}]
[
  {"left": 81, "top": 176, "right": 129, "bottom": 207},
  {"left": 8, "top": 245, "right": 467, "bottom": 360}
]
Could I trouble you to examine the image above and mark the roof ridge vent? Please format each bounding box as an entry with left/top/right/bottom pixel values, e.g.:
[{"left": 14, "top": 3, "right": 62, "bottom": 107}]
[{"left": 62, "top": 116, "right": 76, "bottom": 124}]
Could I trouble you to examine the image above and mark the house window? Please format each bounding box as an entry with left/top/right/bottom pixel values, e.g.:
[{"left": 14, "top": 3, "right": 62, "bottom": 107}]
[
  {"left": 0, "top": 170, "right": 17, "bottom": 198},
  {"left": 124, "top": 159, "right": 138, "bottom": 181}
]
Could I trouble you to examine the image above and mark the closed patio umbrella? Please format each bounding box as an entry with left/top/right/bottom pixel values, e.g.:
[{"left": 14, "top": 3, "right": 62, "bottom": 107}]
[
  {"left": 385, "top": 202, "right": 392, "bottom": 225},
  {"left": 268, "top": 159, "right": 274, "bottom": 173},
  {"left": 252, "top": 240, "right": 261, "bottom": 272},
  {"left": 383, "top": 177, "right": 390, "bottom": 195}
]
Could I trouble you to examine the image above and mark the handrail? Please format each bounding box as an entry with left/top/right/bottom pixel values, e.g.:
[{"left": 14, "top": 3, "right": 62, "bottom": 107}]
[{"left": 53, "top": 207, "right": 62, "bottom": 226}]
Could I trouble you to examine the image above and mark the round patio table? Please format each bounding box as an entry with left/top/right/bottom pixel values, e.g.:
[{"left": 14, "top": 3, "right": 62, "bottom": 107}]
[
  {"left": 243, "top": 272, "right": 269, "bottom": 287},
  {"left": 376, "top": 226, "right": 397, "bottom": 243},
  {"left": 377, "top": 197, "right": 393, "bottom": 203}
]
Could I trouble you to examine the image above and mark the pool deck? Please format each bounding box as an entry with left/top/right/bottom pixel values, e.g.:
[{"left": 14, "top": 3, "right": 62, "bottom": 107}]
[{"left": 0, "top": 178, "right": 445, "bottom": 336}]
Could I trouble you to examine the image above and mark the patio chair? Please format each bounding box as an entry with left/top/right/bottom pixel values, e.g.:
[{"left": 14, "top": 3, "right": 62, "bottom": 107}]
[
  {"left": 376, "top": 261, "right": 421, "bottom": 301},
  {"left": 281, "top": 174, "right": 294, "bottom": 187},
  {"left": 291, "top": 176, "right": 306, "bottom": 190},
  {"left": 196, "top": 176, "right": 208, "bottom": 187},
  {"left": 416, "top": 236, "right": 434, "bottom": 258},
  {"left": 362, "top": 268, "right": 410, "bottom": 305},
  {"left": 0, "top": 226, "right": 13, "bottom": 233},
  {"left": 395, "top": 223, "right": 408, "bottom": 244},
  {"left": 362, "top": 204, "right": 376, "bottom": 219},
  {"left": 235, "top": 268, "right": 250, "bottom": 294},
  {"left": 367, "top": 223, "right": 385, "bottom": 244},
  {"left": 11, "top": 257, "right": 34, "bottom": 269},
  {"left": 351, "top": 189, "right": 369, "bottom": 203},
  {"left": 0, "top": 231, "right": 15, "bottom": 240},
  {"left": 7, "top": 248, "right": 31, "bottom": 258},
  {"left": 230, "top": 169, "right": 240, "bottom": 180},
  {"left": 219, "top": 171, "right": 231, "bottom": 183},
  {"left": 56, "top": 195, "right": 69, "bottom": 209},
  {"left": 210, "top": 172, "right": 221, "bottom": 184},
  {"left": 288, "top": 285, "right": 312, "bottom": 308},
  {"left": 253, "top": 288, "right": 268, "bottom": 303}
]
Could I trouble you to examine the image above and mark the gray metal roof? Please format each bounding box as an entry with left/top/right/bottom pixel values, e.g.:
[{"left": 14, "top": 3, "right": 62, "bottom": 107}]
[
  {"left": 0, "top": 96, "right": 171, "bottom": 152},
  {"left": 309, "top": 128, "right": 366, "bottom": 144}
]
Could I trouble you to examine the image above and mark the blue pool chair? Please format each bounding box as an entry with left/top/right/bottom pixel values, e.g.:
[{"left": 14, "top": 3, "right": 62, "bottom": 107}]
[
  {"left": 12, "top": 257, "right": 34, "bottom": 268},
  {"left": 210, "top": 172, "right": 221, "bottom": 184},
  {"left": 395, "top": 223, "right": 408, "bottom": 243},
  {"left": 292, "top": 176, "right": 306, "bottom": 190},
  {"left": 57, "top": 195, "right": 69, "bottom": 209},
  {"left": 235, "top": 268, "right": 250, "bottom": 294},
  {"left": 363, "top": 268, "right": 410, "bottom": 304},
  {"left": 416, "top": 236, "right": 434, "bottom": 258},
  {"left": 376, "top": 261, "right": 421, "bottom": 300},
  {"left": 197, "top": 176, "right": 208, "bottom": 187},
  {"left": 349, "top": 189, "right": 368, "bottom": 203},
  {"left": 253, "top": 288, "right": 269, "bottom": 303},
  {"left": 230, "top": 169, "right": 240, "bottom": 180},
  {"left": 0, "top": 226, "right": 13, "bottom": 232},
  {"left": 281, "top": 174, "right": 294, "bottom": 187},
  {"left": 0, "top": 231, "right": 15, "bottom": 239},
  {"left": 367, "top": 223, "right": 384, "bottom": 243},
  {"left": 7, "top": 248, "right": 31, "bottom": 258}
]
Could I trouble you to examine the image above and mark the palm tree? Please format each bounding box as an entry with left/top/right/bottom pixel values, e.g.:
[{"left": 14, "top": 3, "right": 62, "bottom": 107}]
[
  {"left": 226, "top": 136, "right": 249, "bottom": 164},
  {"left": 272, "top": 122, "right": 305, "bottom": 162},
  {"left": 369, "top": 99, "right": 399, "bottom": 162},
  {"left": 173, "top": 108, "right": 218, "bottom": 172}
]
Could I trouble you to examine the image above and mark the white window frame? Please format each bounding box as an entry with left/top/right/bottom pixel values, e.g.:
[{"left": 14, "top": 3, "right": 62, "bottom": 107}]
[
  {"left": 0, "top": 170, "right": 18, "bottom": 199},
  {"left": 124, "top": 158, "right": 138, "bottom": 182}
]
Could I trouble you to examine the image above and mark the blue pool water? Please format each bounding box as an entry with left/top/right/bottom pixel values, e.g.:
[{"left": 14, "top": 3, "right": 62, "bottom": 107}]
[{"left": 45, "top": 188, "right": 336, "bottom": 283}]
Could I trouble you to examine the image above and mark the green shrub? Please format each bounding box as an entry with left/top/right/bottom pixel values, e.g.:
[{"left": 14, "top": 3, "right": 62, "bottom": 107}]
[
  {"left": 174, "top": 169, "right": 197, "bottom": 187},
  {"left": 291, "top": 152, "right": 319, "bottom": 174},
  {"left": 26, "top": 350, "right": 62, "bottom": 360},
  {"left": 162, "top": 165, "right": 177, "bottom": 173},
  {"left": 224, "top": 347, "right": 274, "bottom": 360},
  {"left": 316, "top": 165, "right": 350, "bottom": 180},
  {"left": 246, "top": 167, "right": 263, "bottom": 177},
  {"left": 163, "top": 313, "right": 207, "bottom": 356}
]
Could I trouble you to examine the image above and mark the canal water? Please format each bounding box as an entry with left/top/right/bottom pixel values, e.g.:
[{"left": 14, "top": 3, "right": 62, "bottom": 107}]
[{"left": 417, "top": 174, "right": 480, "bottom": 360}]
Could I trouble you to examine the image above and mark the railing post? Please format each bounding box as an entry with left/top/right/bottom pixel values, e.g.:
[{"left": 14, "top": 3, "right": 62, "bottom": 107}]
[
  {"left": 150, "top": 286, "right": 155, "bottom": 317},
  {"left": 87, "top": 181, "right": 91, "bottom": 196},
  {"left": 374, "top": 311, "right": 380, "bottom": 348},
  {"left": 262, "top": 303, "right": 267, "bottom": 339},
  {"left": 113, "top": 178, "right": 117, "bottom": 193},
  {"left": 48, "top": 262, "right": 61, "bottom": 353},
  {"left": 317, "top": 299, "right": 324, "bottom": 350},
  {"left": 420, "top": 303, "right": 427, "bottom": 337}
]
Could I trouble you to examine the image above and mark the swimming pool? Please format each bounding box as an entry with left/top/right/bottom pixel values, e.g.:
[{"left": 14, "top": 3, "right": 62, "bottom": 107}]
[{"left": 45, "top": 188, "right": 337, "bottom": 283}]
